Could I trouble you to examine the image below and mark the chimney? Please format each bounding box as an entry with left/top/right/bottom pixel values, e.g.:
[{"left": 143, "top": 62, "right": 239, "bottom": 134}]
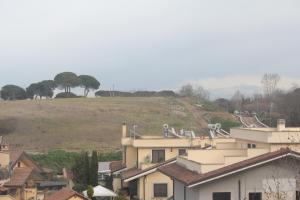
[
  {"left": 277, "top": 119, "right": 286, "bottom": 131},
  {"left": 122, "top": 122, "right": 127, "bottom": 138}
]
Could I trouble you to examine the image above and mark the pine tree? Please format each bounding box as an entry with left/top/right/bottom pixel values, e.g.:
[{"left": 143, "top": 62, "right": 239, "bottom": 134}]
[
  {"left": 90, "top": 151, "right": 98, "bottom": 186},
  {"left": 84, "top": 152, "right": 90, "bottom": 185},
  {"left": 72, "top": 151, "right": 88, "bottom": 189}
]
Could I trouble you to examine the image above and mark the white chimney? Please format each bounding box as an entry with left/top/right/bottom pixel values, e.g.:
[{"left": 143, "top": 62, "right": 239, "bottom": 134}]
[
  {"left": 122, "top": 122, "right": 127, "bottom": 138},
  {"left": 277, "top": 119, "right": 286, "bottom": 131}
]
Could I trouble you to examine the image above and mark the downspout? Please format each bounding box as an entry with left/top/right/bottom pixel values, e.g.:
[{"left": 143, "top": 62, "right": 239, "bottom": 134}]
[
  {"left": 172, "top": 178, "right": 174, "bottom": 199},
  {"left": 143, "top": 176, "right": 146, "bottom": 200},
  {"left": 238, "top": 180, "right": 241, "bottom": 200},
  {"left": 136, "top": 147, "right": 139, "bottom": 168},
  {"left": 184, "top": 185, "right": 186, "bottom": 200}
]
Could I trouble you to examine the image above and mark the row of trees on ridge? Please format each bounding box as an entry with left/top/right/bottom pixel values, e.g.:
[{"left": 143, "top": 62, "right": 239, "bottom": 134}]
[{"left": 0, "top": 72, "right": 100, "bottom": 100}]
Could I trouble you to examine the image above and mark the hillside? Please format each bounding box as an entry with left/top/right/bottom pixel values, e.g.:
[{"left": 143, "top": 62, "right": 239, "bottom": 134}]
[{"left": 0, "top": 97, "right": 238, "bottom": 152}]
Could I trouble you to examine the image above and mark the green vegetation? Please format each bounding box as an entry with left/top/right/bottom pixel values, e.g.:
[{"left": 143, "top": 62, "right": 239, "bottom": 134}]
[
  {"left": 210, "top": 117, "right": 240, "bottom": 132},
  {"left": 31, "top": 150, "right": 79, "bottom": 174},
  {"left": 199, "top": 99, "right": 218, "bottom": 111},
  {"left": 79, "top": 75, "right": 100, "bottom": 97},
  {"left": 26, "top": 80, "right": 56, "bottom": 99},
  {"left": 31, "top": 150, "right": 122, "bottom": 175},
  {"left": 98, "top": 151, "right": 122, "bottom": 162},
  {"left": 1, "top": 85, "right": 27, "bottom": 100},
  {"left": 55, "top": 92, "right": 78, "bottom": 98}
]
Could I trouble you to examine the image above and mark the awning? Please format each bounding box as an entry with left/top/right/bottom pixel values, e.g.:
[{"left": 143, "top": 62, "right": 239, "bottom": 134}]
[{"left": 83, "top": 185, "right": 117, "bottom": 197}]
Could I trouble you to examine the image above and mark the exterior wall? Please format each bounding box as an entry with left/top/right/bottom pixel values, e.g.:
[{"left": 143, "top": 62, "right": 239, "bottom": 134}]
[
  {"left": 138, "top": 148, "right": 179, "bottom": 169},
  {"left": 186, "top": 149, "right": 247, "bottom": 164},
  {"left": 68, "top": 195, "right": 87, "bottom": 200},
  {"left": 125, "top": 146, "right": 137, "bottom": 168},
  {"left": 174, "top": 181, "right": 199, "bottom": 200},
  {"left": 137, "top": 171, "right": 173, "bottom": 200},
  {"left": 113, "top": 177, "right": 122, "bottom": 192},
  {"left": 0, "top": 196, "right": 15, "bottom": 200},
  {"left": 192, "top": 159, "right": 300, "bottom": 200},
  {"left": 24, "top": 188, "right": 37, "bottom": 200},
  {"left": 230, "top": 128, "right": 270, "bottom": 143},
  {"left": 271, "top": 144, "right": 300, "bottom": 152},
  {"left": 0, "top": 152, "right": 10, "bottom": 168}
]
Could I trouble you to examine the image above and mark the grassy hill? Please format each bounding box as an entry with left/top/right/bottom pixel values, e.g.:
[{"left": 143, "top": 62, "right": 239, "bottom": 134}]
[{"left": 0, "top": 97, "right": 238, "bottom": 152}]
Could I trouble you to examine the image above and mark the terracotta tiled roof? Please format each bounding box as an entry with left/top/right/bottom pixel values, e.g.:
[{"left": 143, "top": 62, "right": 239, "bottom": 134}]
[
  {"left": 159, "top": 148, "right": 298, "bottom": 187},
  {"left": 121, "top": 158, "right": 176, "bottom": 181},
  {"left": 110, "top": 161, "right": 126, "bottom": 173},
  {"left": 9, "top": 150, "right": 23, "bottom": 167},
  {"left": 158, "top": 163, "right": 201, "bottom": 184},
  {"left": 121, "top": 167, "right": 142, "bottom": 180},
  {"left": 9, "top": 150, "right": 44, "bottom": 173},
  {"left": 4, "top": 168, "right": 34, "bottom": 187},
  {"left": 46, "top": 187, "right": 89, "bottom": 200}
]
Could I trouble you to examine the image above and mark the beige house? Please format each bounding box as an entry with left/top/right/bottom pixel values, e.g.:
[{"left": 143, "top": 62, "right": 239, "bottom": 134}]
[
  {"left": 113, "top": 123, "right": 235, "bottom": 200},
  {"left": 114, "top": 119, "right": 300, "bottom": 200}
]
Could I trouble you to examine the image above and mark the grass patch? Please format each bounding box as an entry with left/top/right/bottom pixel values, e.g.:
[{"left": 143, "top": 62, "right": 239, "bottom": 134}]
[
  {"left": 31, "top": 150, "right": 122, "bottom": 174},
  {"left": 210, "top": 117, "right": 241, "bottom": 132}
]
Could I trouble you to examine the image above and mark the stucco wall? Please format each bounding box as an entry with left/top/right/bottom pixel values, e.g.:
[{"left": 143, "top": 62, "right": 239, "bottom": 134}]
[
  {"left": 0, "top": 152, "right": 10, "bottom": 168},
  {"left": 125, "top": 146, "right": 137, "bottom": 168},
  {"left": 137, "top": 171, "right": 173, "bottom": 200},
  {"left": 138, "top": 148, "right": 179, "bottom": 169}
]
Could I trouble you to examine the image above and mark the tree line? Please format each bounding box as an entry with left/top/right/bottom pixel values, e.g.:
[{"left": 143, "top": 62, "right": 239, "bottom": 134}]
[
  {"left": 214, "top": 73, "right": 300, "bottom": 126},
  {"left": 0, "top": 72, "right": 100, "bottom": 100}
]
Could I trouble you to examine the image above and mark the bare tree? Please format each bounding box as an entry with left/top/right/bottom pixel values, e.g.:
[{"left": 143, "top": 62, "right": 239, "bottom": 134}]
[
  {"left": 261, "top": 73, "right": 280, "bottom": 98},
  {"left": 194, "top": 86, "right": 210, "bottom": 100},
  {"left": 179, "top": 84, "right": 194, "bottom": 97}
]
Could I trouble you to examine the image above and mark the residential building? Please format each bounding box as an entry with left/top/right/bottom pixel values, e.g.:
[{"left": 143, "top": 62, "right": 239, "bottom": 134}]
[
  {"left": 157, "top": 119, "right": 300, "bottom": 200},
  {"left": 113, "top": 123, "right": 235, "bottom": 200},
  {"left": 98, "top": 162, "right": 111, "bottom": 186},
  {"left": 159, "top": 148, "right": 300, "bottom": 200},
  {"left": 0, "top": 139, "right": 63, "bottom": 200},
  {"left": 45, "top": 187, "right": 89, "bottom": 200}
]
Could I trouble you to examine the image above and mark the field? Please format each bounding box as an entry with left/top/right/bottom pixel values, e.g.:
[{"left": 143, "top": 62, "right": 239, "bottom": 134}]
[{"left": 0, "top": 97, "right": 238, "bottom": 152}]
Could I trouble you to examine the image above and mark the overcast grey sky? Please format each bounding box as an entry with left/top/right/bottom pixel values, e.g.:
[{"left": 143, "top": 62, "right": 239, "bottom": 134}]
[{"left": 0, "top": 0, "right": 300, "bottom": 95}]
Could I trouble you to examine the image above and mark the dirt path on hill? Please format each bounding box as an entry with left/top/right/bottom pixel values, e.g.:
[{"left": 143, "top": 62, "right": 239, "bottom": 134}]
[{"left": 176, "top": 99, "right": 208, "bottom": 133}]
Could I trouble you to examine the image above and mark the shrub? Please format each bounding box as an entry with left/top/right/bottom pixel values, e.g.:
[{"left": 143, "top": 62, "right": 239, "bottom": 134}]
[{"left": 55, "top": 92, "right": 78, "bottom": 98}]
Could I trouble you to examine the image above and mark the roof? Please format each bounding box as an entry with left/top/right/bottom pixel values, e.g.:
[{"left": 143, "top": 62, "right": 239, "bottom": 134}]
[
  {"left": 159, "top": 148, "right": 300, "bottom": 188},
  {"left": 110, "top": 161, "right": 126, "bottom": 173},
  {"left": 83, "top": 185, "right": 116, "bottom": 197},
  {"left": 158, "top": 163, "right": 201, "bottom": 184},
  {"left": 121, "top": 158, "right": 176, "bottom": 182},
  {"left": 9, "top": 150, "right": 44, "bottom": 173},
  {"left": 46, "top": 187, "right": 89, "bottom": 200},
  {"left": 9, "top": 150, "right": 23, "bottom": 167},
  {"left": 4, "top": 168, "right": 34, "bottom": 187},
  {"left": 39, "top": 181, "right": 67, "bottom": 187},
  {"left": 98, "top": 162, "right": 111, "bottom": 173}
]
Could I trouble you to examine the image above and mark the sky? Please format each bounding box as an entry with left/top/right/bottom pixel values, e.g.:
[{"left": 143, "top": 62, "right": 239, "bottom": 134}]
[{"left": 0, "top": 0, "right": 300, "bottom": 98}]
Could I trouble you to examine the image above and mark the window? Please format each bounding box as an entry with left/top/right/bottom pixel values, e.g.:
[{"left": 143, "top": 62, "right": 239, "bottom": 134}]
[
  {"left": 213, "top": 192, "right": 231, "bottom": 200},
  {"left": 152, "top": 150, "right": 165, "bottom": 163},
  {"left": 178, "top": 149, "right": 187, "bottom": 156},
  {"left": 249, "top": 192, "right": 261, "bottom": 200},
  {"left": 154, "top": 184, "right": 167, "bottom": 197},
  {"left": 247, "top": 143, "right": 256, "bottom": 149},
  {"left": 17, "top": 162, "right": 21, "bottom": 167},
  {"left": 297, "top": 191, "right": 300, "bottom": 200}
]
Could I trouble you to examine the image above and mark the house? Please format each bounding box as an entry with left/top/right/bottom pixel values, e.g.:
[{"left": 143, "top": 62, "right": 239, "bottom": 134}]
[
  {"left": 45, "top": 187, "right": 89, "bottom": 200},
  {"left": 113, "top": 123, "right": 235, "bottom": 200},
  {"left": 98, "top": 162, "right": 111, "bottom": 186},
  {"left": 0, "top": 140, "right": 62, "bottom": 200},
  {"left": 159, "top": 148, "right": 300, "bottom": 200}
]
